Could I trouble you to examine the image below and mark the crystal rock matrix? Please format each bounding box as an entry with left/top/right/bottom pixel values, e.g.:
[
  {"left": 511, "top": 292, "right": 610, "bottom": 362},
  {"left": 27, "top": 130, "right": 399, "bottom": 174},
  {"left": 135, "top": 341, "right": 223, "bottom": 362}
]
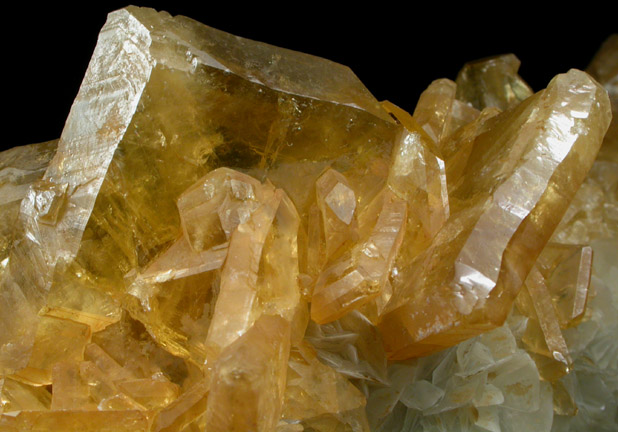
[{"left": 0, "top": 6, "right": 616, "bottom": 432}]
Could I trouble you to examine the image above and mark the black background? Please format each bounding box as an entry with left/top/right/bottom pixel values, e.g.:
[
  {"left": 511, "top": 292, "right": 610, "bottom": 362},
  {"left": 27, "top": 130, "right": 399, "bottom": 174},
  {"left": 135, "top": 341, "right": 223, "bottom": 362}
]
[{"left": 3, "top": 2, "right": 615, "bottom": 150}]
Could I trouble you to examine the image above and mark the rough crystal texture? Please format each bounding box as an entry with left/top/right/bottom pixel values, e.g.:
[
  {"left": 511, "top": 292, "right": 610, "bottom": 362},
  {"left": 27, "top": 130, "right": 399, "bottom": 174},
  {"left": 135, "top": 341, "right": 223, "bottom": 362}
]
[
  {"left": 311, "top": 180, "right": 407, "bottom": 324},
  {"left": 206, "top": 314, "right": 291, "bottom": 432},
  {"left": 380, "top": 69, "right": 611, "bottom": 359},
  {"left": 0, "top": 7, "right": 154, "bottom": 373},
  {"left": 0, "top": 7, "right": 615, "bottom": 432},
  {"left": 282, "top": 341, "right": 369, "bottom": 431},
  {"left": 0, "top": 140, "right": 58, "bottom": 265}
]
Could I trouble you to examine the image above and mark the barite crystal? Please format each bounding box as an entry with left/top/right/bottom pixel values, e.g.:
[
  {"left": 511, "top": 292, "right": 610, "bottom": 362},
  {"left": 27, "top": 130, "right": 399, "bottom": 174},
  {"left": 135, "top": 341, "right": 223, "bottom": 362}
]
[
  {"left": 455, "top": 54, "right": 533, "bottom": 111},
  {"left": 380, "top": 68, "right": 610, "bottom": 359},
  {"left": 0, "top": 6, "right": 616, "bottom": 432}
]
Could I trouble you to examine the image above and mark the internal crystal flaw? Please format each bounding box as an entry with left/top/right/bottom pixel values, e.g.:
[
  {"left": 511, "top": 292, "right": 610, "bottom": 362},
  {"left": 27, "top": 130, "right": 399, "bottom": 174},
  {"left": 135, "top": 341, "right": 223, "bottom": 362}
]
[{"left": 0, "top": 7, "right": 616, "bottom": 432}]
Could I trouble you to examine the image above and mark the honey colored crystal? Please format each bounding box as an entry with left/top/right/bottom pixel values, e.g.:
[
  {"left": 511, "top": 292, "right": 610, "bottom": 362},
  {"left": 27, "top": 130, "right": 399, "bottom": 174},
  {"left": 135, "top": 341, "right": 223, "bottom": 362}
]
[
  {"left": 0, "top": 140, "right": 57, "bottom": 266},
  {"left": 0, "top": 6, "right": 616, "bottom": 432},
  {"left": 0, "top": 410, "right": 153, "bottom": 432},
  {"left": 0, "top": 377, "right": 52, "bottom": 413},
  {"left": 206, "top": 314, "right": 291, "bottom": 432},
  {"left": 281, "top": 341, "right": 369, "bottom": 431},
  {"left": 455, "top": 54, "right": 534, "bottom": 111},
  {"left": 380, "top": 69, "right": 611, "bottom": 359},
  {"left": 311, "top": 174, "right": 407, "bottom": 324}
]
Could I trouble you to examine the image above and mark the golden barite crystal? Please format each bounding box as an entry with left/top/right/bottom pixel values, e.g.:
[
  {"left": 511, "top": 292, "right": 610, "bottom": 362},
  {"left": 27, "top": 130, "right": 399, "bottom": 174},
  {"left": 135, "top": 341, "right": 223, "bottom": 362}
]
[
  {"left": 0, "top": 140, "right": 58, "bottom": 266},
  {"left": 455, "top": 54, "right": 533, "bottom": 111},
  {"left": 0, "top": 6, "right": 615, "bottom": 432},
  {"left": 515, "top": 243, "right": 594, "bottom": 377},
  {"left": 379, "top": 68, "right": 611, "bottom": 359},
  {"left": 586, "top": 34, "right": 618, "bottom": 161}
]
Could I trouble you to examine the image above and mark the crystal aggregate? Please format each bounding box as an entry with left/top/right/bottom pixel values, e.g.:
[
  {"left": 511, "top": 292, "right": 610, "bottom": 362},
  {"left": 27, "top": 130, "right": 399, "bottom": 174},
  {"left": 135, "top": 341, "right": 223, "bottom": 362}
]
[{"left": 0, "top": 7, "right": 616, "bottom": 432}]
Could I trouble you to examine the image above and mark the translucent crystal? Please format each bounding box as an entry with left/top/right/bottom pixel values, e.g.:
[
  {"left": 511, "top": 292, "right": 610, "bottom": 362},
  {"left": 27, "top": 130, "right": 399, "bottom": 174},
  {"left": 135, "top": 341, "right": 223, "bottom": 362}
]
[
  {"left": 282, "top": 341, "right": 369, "bottom": 431},
  {"left": 413, "top": 79, "right": 457, "bottom": 143},
  {"left": 455, "top": 54, "right": 534, "bottom": 111},
  {"left": 206, "top": 315, "right": 291, "bottom": 432},
  {"left": 380, "top": 69, "right": 611, "bottom": 359},
  {"left": 0, "top": 376, "right": 52, "bottom": 413},
  {"left": 305, "top": 311, "right": 388, "bottom": 384},
  {"left": 0, "top": 7, "right": 615, "bottom": 432},
  {"left": 311, "top": 186, "right": 406, "bottom": 324},
  {"left": 12, "top": 316, "right": 91, "bottom": 385},
  {"left": 0, "top": 140, "right": 57, "bottom": 266}
]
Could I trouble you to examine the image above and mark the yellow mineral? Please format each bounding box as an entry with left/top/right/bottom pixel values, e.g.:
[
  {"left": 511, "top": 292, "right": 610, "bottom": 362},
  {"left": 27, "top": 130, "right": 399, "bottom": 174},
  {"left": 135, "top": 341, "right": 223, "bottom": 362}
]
[
  {"left": 205, "top": 184, "right": 293, "bottom": 356},
  {"left": 412, "top": 78, "right": 457, "bottom": 143},
  {"left": 206, "top": 314, "right": 291, "bottom": 432},
  {"left": 151, "top": 378, "right": 210, "bottom": 432},
  {"left": 523, "top": 267, "right": 572, "bottom": 368},
  {"left": 510, "top": 242, "right": 594, "bottom": 384},
  {"left": 0, "top": 140, "right": 57, "bottom": 265},
  {"left": 177, "top": 168, "right": 267, "bottom": 253},
  {"left": 0, "top": 6, "right": 615, "bottom": 432},
  {"left": 11, "top": 316, "right": 91, "bottom": 386},
  {"left": 380, "top": 69, "right": 611, "bottom": 359},
  {"left": 311, "top": 185, "right": 406, "bottom": 324},
  {"left": 314, "top": 168, "right": 360, "bottom": 260},
  {"left": 0, "top": 410, "right": 152, "bottom": 432},
  {"left": 0, "top": 376, "right": 52, "bottom": 413},
  {"left": 383, "top": 102, "right": 448, "bottom": 239},
  {"left": 455, "top": 54, "right": 534, "bottom": 111},
  {"left": 50, "top": 361, "right": 98, "bottom": 411},
  {"left": 83, "top": 343, "right": 135, "bottom": 383},
  {"left": 117, "top": 379, "right": 180, "bottom": 410},
  {"left": 537, "top": 244, "right": 593, "bottom": 328},
  {"left": 90, "top": 314, "right": 187, "bottom": 384},
  {"left": 282, "top": 341, "right": 369, "bottom": 431}
]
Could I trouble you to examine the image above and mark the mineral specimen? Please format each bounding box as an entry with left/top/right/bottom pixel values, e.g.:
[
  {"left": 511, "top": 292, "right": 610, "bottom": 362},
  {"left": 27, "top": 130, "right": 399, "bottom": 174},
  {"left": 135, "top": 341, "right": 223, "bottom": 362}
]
[{"left": 0, "top": 6, "right": 616, "bottom": 432}]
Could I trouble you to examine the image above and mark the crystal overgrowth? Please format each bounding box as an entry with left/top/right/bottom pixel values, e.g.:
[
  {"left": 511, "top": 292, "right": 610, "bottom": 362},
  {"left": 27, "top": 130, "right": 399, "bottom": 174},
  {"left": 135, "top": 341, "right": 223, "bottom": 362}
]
[{"left": 0, "top": 6, "right": 615, "bottom": 432}]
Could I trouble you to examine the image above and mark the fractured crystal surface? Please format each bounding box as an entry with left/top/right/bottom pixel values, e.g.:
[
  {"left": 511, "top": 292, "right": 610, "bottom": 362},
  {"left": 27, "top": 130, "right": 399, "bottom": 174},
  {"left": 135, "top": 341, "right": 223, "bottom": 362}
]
[{"left": 0, "top": 7, "right": 615, "bottom": 432}]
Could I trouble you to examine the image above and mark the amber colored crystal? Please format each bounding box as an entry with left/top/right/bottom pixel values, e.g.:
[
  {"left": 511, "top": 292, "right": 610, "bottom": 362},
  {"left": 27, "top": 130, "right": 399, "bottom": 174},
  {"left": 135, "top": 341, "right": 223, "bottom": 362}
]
[
  {"left": 455, "top": 54, "right": 533, "bottom": 111},
  {"left": 281, "top": 341, "right": 369, "bottom": 431},
  {"left": 206, "top": 314, "right": 291, "bottom": 432},
  {"left": 0, "top": 376, "right": 52, "bottom": 412},
  {"left": 0, "top": 411, "right": 152, "bottom": 432},
  {"left": 11, "top": 316, "right": 91, "bottom": 386},
  {"left": 311, "top": 179, "right": 407, "bottom": 324},
  {"left": 587, "top": 34, "right": 618, "bottom": 161},
  {"left": 0, "top": 7, "right": 615, "bottom": 432},
  {"left": 380, "top": 70, "right": 611, "bottom": 359}
]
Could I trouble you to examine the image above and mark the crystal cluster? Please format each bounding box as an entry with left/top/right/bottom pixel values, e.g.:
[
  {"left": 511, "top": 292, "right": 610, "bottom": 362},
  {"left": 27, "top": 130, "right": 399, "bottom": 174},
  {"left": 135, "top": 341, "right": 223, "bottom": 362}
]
[{"left": 0, "top": 7, "right": 616, "bottom": 431}]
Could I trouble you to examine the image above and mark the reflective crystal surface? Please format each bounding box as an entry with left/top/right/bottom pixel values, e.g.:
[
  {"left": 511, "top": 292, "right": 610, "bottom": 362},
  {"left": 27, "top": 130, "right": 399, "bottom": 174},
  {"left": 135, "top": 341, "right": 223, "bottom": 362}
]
[{"left": 0, "top": 7, "right": 615, "bottom": 432}]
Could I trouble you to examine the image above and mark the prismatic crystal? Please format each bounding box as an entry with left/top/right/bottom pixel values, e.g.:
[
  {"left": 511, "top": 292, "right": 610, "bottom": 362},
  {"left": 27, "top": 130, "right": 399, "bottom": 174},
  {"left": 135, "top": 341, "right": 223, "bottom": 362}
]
[{"left": 0, "top": 8, "right": 616, "bottom": 432}]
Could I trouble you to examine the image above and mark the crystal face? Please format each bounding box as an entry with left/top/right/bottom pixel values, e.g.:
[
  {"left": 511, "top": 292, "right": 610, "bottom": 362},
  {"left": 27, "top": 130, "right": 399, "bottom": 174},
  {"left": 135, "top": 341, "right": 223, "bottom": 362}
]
[{"left": 0, "top": 7, "right": 616, "bottom": 432}]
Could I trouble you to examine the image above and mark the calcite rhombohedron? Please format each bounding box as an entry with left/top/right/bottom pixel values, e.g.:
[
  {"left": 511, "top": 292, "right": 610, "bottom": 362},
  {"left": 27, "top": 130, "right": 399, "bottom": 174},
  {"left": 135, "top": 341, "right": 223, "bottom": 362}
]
[{"left": 0, "top": 7, "right": 616, "bottom": 432}]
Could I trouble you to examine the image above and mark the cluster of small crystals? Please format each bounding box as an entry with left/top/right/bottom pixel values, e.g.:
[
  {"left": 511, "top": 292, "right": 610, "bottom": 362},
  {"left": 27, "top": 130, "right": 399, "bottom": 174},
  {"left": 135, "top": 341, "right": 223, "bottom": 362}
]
[{"left": 0, "top": 6, "right": 615, "bottom": 431}]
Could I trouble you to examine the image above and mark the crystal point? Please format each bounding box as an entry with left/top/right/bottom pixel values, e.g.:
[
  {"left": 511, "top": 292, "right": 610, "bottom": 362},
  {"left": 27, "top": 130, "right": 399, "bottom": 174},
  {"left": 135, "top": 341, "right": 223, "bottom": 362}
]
[
  {"left": 380, "top": 69, "right": 611, "bottom": 359},
  {"left": 206, "top": 314, "right": 291, "bottom": 432},
  {"left": 0, "top": 8, "right": 616, "bottom": 432},
  {"left": 455, "top": 54, "right": 533, "bottom": 111}
]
